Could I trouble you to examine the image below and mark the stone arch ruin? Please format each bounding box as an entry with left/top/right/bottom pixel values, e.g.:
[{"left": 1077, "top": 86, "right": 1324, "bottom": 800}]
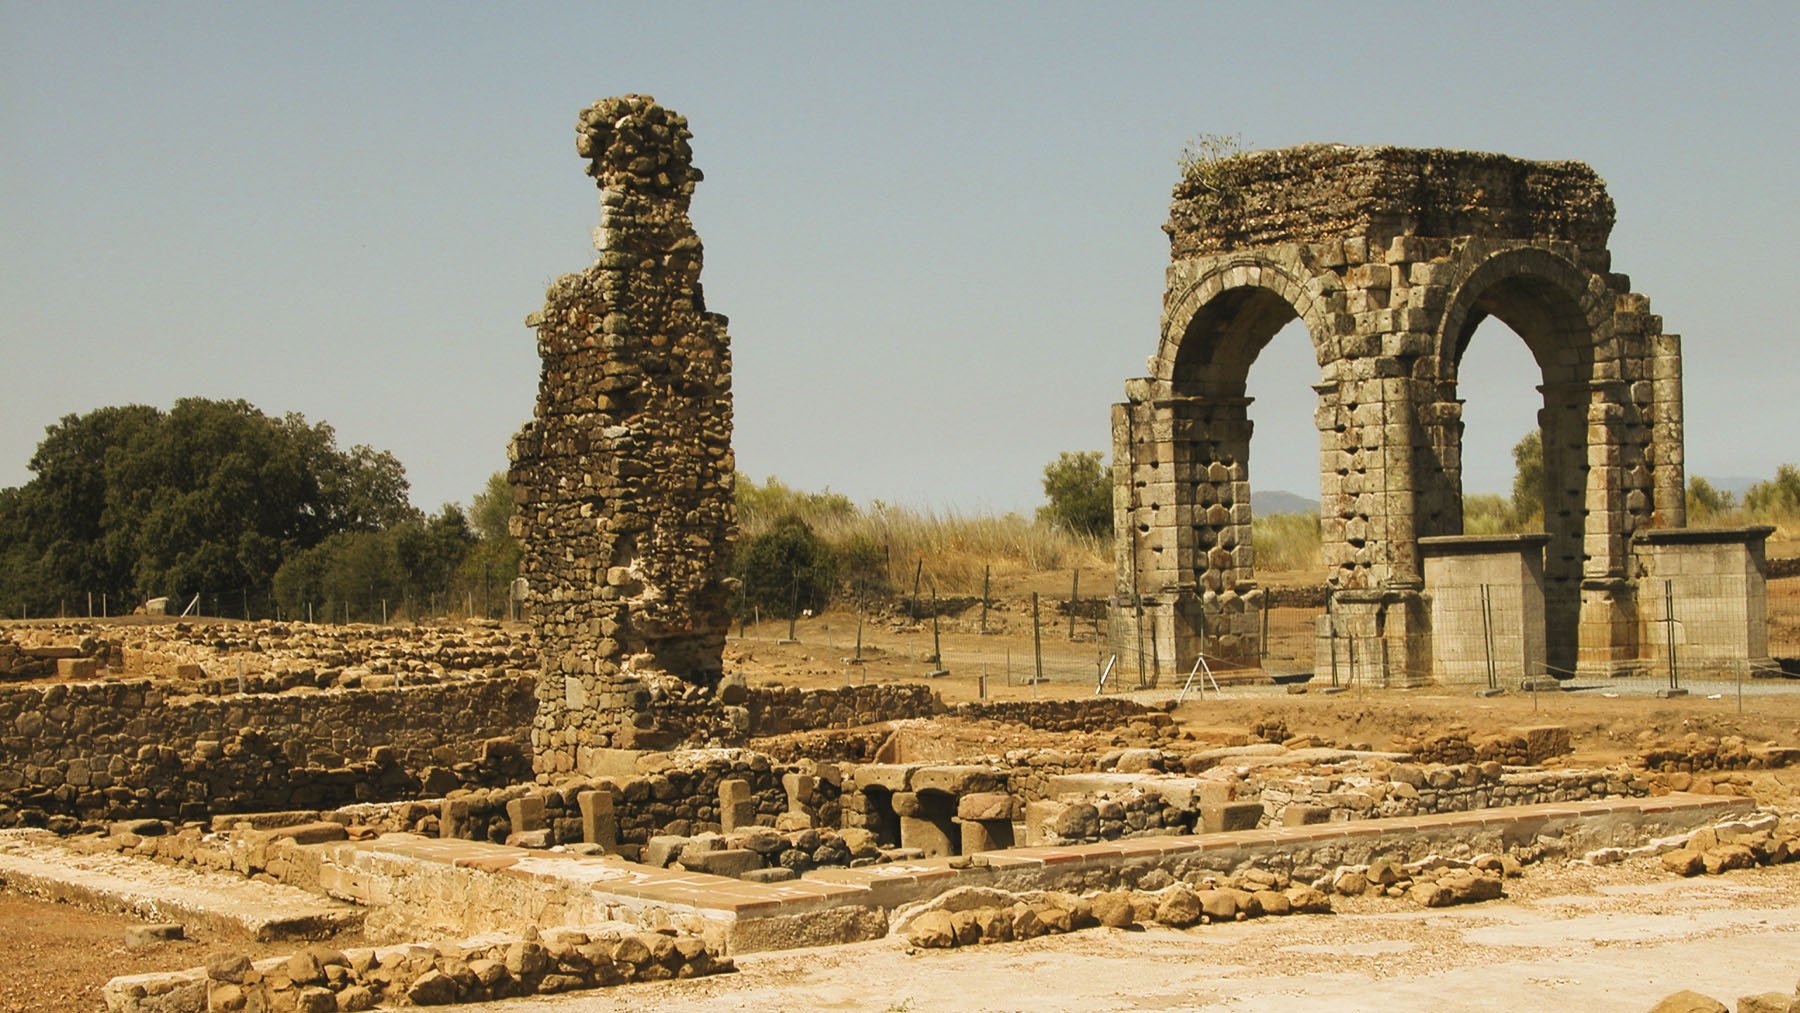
[{"left": 1111, "top": 144, "right": 1766, "bottom": 686}]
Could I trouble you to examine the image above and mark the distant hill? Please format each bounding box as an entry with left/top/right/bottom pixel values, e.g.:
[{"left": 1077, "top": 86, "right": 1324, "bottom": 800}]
[{"left": 1252, "top": 490, "right": 1319, "bottom": 516}]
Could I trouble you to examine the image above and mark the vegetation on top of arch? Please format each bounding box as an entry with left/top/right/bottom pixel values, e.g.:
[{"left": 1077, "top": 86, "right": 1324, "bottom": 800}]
[{"left": 1174, "top": 132, "right": 1253, "bottom": 223}]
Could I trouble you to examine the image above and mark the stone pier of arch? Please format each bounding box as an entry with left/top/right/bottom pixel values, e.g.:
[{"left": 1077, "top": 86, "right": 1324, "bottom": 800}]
[{"left": 1108, "top": 144, "right": 1756, "bottom": 688}]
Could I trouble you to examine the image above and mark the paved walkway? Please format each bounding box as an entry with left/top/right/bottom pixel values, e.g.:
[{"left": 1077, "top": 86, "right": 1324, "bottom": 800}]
[{"left": 0, "top": 829, "right": 361, "bottom": 940}]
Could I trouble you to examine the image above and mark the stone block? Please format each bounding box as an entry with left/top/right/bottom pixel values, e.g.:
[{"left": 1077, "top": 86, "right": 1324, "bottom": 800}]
[
  {"left": 506, "top": 794, "right": 547, "bottom": 833},
  {"left": 577, "top": 790, "right": 618, "bottom": 848},
  {"left": 681, "top": 848, "right": 763, "bottom": 879},
  {"left": 263, "top": 821, "right": 349, "bottom": 845},
  {"left": 123, "top": 923, "right": 184, "bottom": 949},
  {"left": 719, "top": 778, "right": 757, "bottom": 832},
  {"left": 900, "top": 815, "right": 956, "bottom": 858},
  {"left": 1195, "top": 780, "right": 1236, "bottom": 806},
  {"left": 850, "top": 764, "right": 915, "bottom": 793},
  {"left": 1512, "top": 725, "right": 1571, "bottom": 763},
  {"left": 956, "top": 792, "right": 1013, "bottom": 822},
  {"left": 742, "top": 866, "right": 798, "bottom": 884},
  {"left": 1735, "top": 994, "right": 1799, "bottom": 1013},
  {"left": 911, "top": 765, "right": 1006, "bottom": 796},
  {"left": 642, "top": 835, "right": 688, "bottom": 868},
  {"left": 782, "top": 773, "right": 818, "bottom": 815},
  {"left": 774, "top": 812, "right": 813, "bottom": 832},
  {"left": 1199, "top": 802, "right": 1264, "bottom": 833},
  {"left": 1281, "top": 805, "right": 1331, "bottom": 826},
  {"left": 891, "top": 791, "right": 925, "bottom": 817},
  {"left": 960, "top": 819, "right": 1014, "bottom": 854},
  {"left": 56, "top": 658, "right": 98, "bottom": 679}
]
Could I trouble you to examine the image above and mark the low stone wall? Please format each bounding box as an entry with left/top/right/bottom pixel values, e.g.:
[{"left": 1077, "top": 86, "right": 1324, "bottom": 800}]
[
  {"left": 1249, "top": 762, "right": 1650, "bottom": 825},
  {"left": 1637, "top": 735, "right": 1800, "bottom": 773},
  {"left": 2, "top": 619, "right": 532, "bottom": 686},
  {"left": 955, "top": 698, "right": 1168, "bottom": 733},
  {"left": 104, "top": 925, "right": 732, "bottom": 1013},
  {"left": 533, "top": 678, "right": 946, "bottom": 770},
  {"left": 747, "top": 684, "right": 942, "bottom": 736},
  {"left": 0, "top": 674, "right": 535, "bottom": 829},
  {"left": 1398, "top": 725, "right": 1573, "bottom": 766}
]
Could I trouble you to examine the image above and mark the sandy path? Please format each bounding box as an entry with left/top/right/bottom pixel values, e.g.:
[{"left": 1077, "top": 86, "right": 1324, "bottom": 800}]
[{"left": 449, "top": 859, "right": 1800, "bottom": 1013}]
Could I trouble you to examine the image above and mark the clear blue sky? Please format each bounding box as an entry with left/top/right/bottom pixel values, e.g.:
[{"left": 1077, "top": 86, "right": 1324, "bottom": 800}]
[{"left": 3, "top": 3, "right": 1795, "bottom": 515}]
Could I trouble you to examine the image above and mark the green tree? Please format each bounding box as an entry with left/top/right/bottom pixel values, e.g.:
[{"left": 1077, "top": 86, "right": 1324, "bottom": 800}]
[
  {"left": 456, "top": 472, "right": 522, "bottom": 615},
  {"left": 1509, "top": 430, "right": 1544, "bottom": 527},
  {"left": 729, "top": 514, "right": 835, "bottom": 618},
  {"left": 1037, "top": 451, "right": 1111, "bottom": 538},
  {"left": 470, "top": 471, "right": 515, "bottom": 542},
  {"left": 1745, "top": 464, "right": 1800, "bottom": 517},
  {"left": 0, "top": 398, "right": 416, "bottom": 615},
  {"left": 1686, "top": 476, "right": 1737, "bottom": 521}
]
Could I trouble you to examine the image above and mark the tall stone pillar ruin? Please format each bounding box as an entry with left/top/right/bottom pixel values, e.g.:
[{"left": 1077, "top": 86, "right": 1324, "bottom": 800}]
[{"left": 509, "top": 96, "right": 735, "bottom": 776}]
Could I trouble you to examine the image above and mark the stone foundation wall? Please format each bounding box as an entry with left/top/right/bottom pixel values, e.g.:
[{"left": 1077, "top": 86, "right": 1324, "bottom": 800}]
[
  {"left": 0, "top": 675, "right": 534, "bottom": 828},
  {"left": 1, "top": 620, "right": 531, "bottom": 687},
  {"left": 1247, "top": 763, "right": 1650, "bottom": 826},
  {"left": 953, "top": 697, "right": 1165, "bottom": 733}
]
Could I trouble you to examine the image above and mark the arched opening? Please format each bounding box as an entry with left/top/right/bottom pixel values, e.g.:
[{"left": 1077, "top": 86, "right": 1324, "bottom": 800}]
[
  {"left": 1440, "top": 269, "right": 1599, "bottom": 675},
  {"left": 1166, "top": 284, "right": 1322, "bottom": 603}
]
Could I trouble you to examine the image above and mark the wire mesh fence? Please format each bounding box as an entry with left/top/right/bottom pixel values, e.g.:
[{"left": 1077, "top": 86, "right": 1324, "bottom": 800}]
[{"left": 23, "top": 564, "right": 1800, "bottom": 697}]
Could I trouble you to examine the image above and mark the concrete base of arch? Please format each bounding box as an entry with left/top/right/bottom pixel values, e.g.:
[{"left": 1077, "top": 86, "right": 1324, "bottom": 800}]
[
  {"left": 1107, "top": 589, "right": 1266, "bottom": 688},
  {"left": 1312, "top": 588, "right": 1433, "bottom": 689},
  {"left": 1575, "top": 579, "right": 1647, "bottom": 680}
]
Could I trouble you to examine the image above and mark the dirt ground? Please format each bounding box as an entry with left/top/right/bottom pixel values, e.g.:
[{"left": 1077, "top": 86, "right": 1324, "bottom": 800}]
[
  {"left": 447, "top": 857, "right": 1800, "bottom": 1013},
  {"left": 0, "top": 895, "right": 295, "bottom": 1013}
]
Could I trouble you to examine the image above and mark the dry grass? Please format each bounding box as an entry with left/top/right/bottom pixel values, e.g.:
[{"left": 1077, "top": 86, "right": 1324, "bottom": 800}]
[
  {"left": 735, "top": 475, "right": 1109, "bottom": 594},
  {"left": 1251, "top": 512, "right": 1321, "bottom": 571}
]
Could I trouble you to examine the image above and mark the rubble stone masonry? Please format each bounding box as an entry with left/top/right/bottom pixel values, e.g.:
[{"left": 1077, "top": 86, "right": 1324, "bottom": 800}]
[{"left": 509, "top": 96, "right": 735, "bottom": 776}]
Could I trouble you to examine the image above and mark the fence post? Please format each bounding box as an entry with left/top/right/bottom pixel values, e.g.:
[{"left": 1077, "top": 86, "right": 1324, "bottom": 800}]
[
  {"left": 911, "top": 559, "right": 923, "bottom": 622},
  {"left": 928, "top": 584, "right": 947, "bottom": 676},
  {"left": 1259, "top": 594, "right": 1269, "bottom": 670},
  {"left": 1665, "top": 579, "right": 1680, "bottom": 692},
  {"left": 980, "top": 565, "right": 990, "bottom": 634},
  {"left": 1032, "top": 591, "right": 1044, "bottom": 685},
  {"left": 1133, "top": 592, "right": 1146, "bottom": 687},
  {"left": 1480, "top": 583, "right": 1498, "bottom": 693},
  {"left": 1068, "top": 569, "right": 1079, "bottom": 640}
]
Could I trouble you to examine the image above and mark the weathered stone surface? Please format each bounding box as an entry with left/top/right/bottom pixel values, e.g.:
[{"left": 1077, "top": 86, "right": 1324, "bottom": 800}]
[
  {"left": 123, "top": 923, "right": 184, "bottom": 949},
  {"left": 512, "top": 95, "right": 736, "bottom": 777},
  {"left": 956, "top": 793, "right": 1013, "bottom": 822},
  {"left": 960, "top": 818, "right": 1013, "bottom": 855},
  {"left": 912, "top": 766, "right": 1007, "bottom": 796},
  {"left": 1154, "top": 886, "right": 1202, "bottom": 927},
  {"left": 1199, "top": 802, "right": 1264, "bottom": 833},
  {"left": 1645, "top": 992, "right": 1728, "bottom": 1013},
  {"left": 1736, "top": 993, "right": 1800, "bottom": 1013},
  {"left": 907, "top": 910, "right": 956, "bottom": 948},
  {"left": 1089, "top": 890, "right": 1136, "bottom": 929},
  {"left": 680, "top": 847, "right": 761, "bottom": 878}
]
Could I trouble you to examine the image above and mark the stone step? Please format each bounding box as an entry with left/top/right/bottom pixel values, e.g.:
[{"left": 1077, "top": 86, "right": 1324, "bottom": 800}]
[{"left": 0, "top": 829, "right": 362, "bottom": 941}]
